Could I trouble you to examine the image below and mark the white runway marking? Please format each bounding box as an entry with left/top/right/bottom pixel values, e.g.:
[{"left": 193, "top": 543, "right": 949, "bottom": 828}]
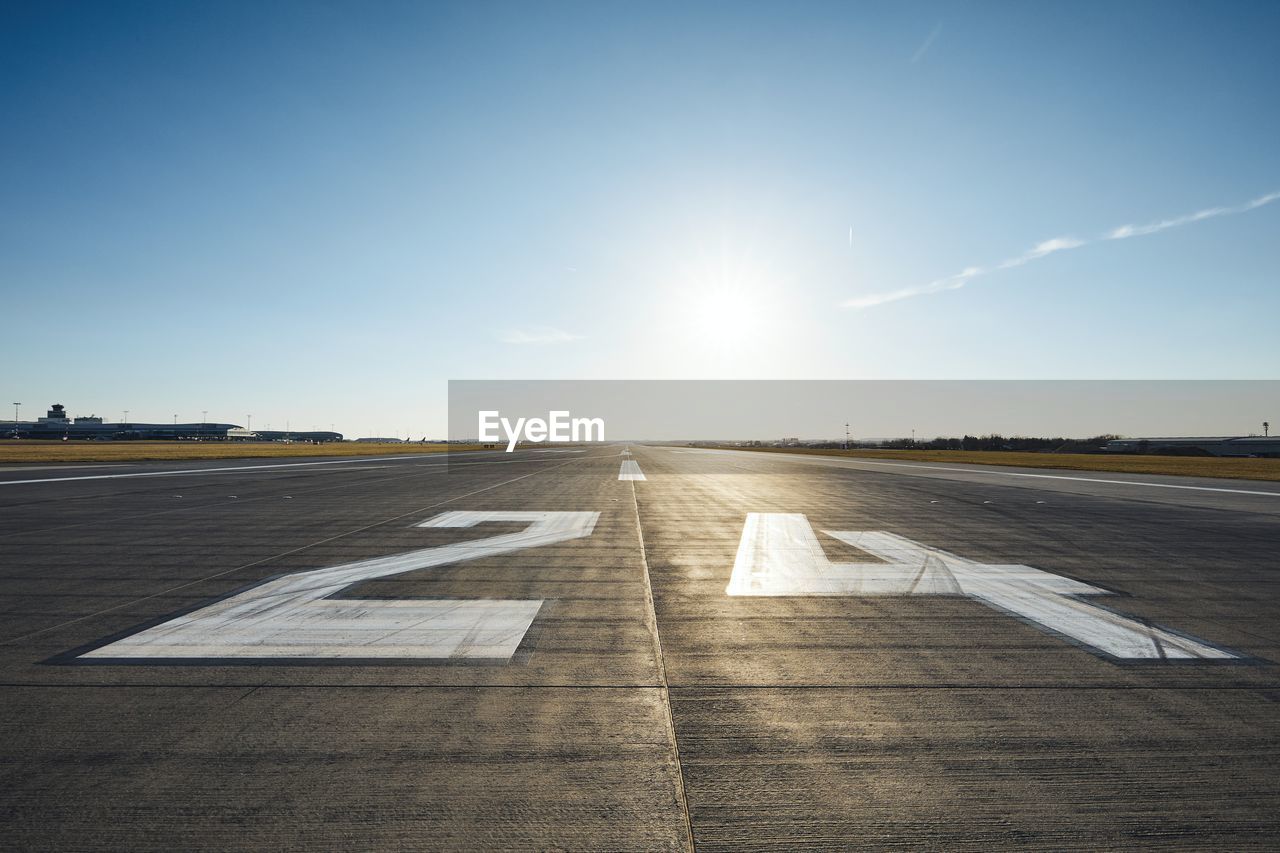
[
  {"left": 0, "top": 450, "right": 599, "bottom": 486},
  {"left": 80, "top": 510, "right": 599, "bottom": 661},
  {"left": 726, "top": 513, "right": 1238, "bottom": 661},
  {"left": 619, "top": 460, "right": 646, "bottom": 481},
  {"left": 683, "top": 448, "right": 1280, "bottom": 497},
  {"left": 0, "top": 464, "right": 130, "bottom": 471},
  {"left": 0, "top": 455, "right": 443, "bottom": 486}
]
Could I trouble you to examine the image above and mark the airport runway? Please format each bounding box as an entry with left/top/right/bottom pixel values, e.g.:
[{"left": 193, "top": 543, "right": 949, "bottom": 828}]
[{"left": 1, "top": 445, "right": 1278, "bottom": 849}]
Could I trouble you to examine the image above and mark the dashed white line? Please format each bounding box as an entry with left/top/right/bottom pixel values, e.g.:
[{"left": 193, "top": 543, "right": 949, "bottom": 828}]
[{"left": 619, "top": 460, "right": 646, "bottom": 481}]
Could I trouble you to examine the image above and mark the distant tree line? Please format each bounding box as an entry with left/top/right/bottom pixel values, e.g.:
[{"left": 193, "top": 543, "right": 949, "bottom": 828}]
[{"left": 800, "top": 435, "right": 1123, "bottom": 453}]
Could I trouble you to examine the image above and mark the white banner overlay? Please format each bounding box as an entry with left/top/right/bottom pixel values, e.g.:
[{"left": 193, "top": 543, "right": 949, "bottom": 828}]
[
  {"left": 726, "top": 513, "right": 1239, "bottom": 661},
  {"left": 80, "top": 511, "right": 599, "bottom": 662}
]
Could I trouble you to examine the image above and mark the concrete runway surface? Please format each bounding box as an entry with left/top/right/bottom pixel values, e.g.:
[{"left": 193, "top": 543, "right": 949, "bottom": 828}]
[{"left": 1, "top": 445, "right": 1278, "bottom": 850}]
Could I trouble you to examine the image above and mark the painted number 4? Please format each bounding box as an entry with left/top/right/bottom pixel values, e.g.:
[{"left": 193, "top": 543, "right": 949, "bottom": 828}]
[{"left": 726, "top": 513, "right": 1239, "bottom": 662}]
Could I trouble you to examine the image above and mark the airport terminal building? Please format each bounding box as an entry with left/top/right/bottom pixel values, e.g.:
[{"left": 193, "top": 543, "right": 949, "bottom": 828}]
[
  {"left": 7, "top": 404, "right": 341, "bottom": 442},
  {"left": 1103, "top": 435, "right": 1280, "bottom": 458}
]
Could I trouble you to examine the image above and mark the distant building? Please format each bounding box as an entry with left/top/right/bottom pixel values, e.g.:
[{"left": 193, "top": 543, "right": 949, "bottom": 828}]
[
  {"left": 6, "top": 402, "right": 239, "bottom": 441},
  {"left": 5, "top": 403, "right": 346, "bottom": 442},
  {"left": 229, "top": 429, "right": 343, "bottom": 443},
  {"left": 1103, "top": 436, "right": 1280, "bottom": 458},
  {"left": 37, "top": 404, "right": 70, "bottom": 424}
]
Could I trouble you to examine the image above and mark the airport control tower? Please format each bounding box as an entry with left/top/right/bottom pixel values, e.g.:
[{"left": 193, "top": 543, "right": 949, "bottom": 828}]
[{"left": 37, "top": 404, "right": 70, "bottom": 424}]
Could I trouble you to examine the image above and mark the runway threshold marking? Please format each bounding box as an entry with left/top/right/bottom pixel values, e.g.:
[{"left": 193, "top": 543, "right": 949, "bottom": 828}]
[
  {"left": 726, "top": 513, "right": 1240, "bottom": 661},
  {"left": 78, "top": 511, "right": 599, "bottom": 662},
  {"left": 619, "top": 460, "right": 646, "bottom": 481}
]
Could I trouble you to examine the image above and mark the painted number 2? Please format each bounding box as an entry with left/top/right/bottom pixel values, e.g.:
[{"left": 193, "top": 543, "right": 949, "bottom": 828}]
[{"left": 79, "top": 511, "right": 599, "bottom": 663}]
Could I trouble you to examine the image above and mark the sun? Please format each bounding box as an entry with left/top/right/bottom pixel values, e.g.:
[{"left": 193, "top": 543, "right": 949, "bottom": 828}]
[{"left": 673, "top": 248, "right": 772, "bottom": 356}]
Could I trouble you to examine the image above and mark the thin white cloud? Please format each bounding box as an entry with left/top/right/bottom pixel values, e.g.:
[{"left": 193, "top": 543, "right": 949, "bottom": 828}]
[
  {"left": 842, "top": 279, "right": 962, "bottom": 309},
  {"left": 911, "top": 21, "right": 943, "bottom": 63},
  {"left": 1107, "top": 190, "right": 1280, "bottom": 240},
  {"left": 840, "top": 265, "right": 979, "bottom": 310},
  {"left": 843, "top": 189, "right": 1279, "bottom": 310},
  {"left": 497, "top": 326, "right": 583, "bottom": 345},
  {"left": 1246, "top": 190, "right": 1280, "bottom": 209},
  {"left": 1028, "top": 235, "right": 1086, "bottom": 257},
  {"left": 996, "top": 235, "right": 1086, "bottom": 270}
]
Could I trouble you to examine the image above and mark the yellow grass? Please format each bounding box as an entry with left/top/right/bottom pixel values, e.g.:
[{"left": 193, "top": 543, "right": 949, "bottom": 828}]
[
  {"left": 699, "top": 445, "right": 1280, "bottom": 482},
  {"left": 0, "top": 442, "right": 487, "bottom": 464}
]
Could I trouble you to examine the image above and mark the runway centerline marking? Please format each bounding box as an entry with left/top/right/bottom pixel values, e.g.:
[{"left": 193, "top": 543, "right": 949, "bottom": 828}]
[
  {"left": 619, "top": 460, "right": 646, "bottom": 481},
  {"left": 77, "top": 511, "right": 599, "bottom": 662},
  {"left": 726, "top": 512, "right": 1240, "bottom": 661}
]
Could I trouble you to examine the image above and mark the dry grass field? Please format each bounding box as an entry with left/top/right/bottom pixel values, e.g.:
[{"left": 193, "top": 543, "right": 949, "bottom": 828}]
[
  {"left": 701, "top": 445, "right": 1280, "bottom": 482},
  {"left": 0, "top": 442, "right": 487, "bottom": 464}
]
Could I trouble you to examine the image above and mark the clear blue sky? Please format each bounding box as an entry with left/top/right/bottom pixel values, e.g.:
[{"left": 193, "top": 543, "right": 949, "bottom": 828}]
[{"left": 4, "top": 1, "right": 1278, "bottom": 437}]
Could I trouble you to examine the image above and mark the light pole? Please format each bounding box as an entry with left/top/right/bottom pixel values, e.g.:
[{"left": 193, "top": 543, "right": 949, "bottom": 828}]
[
  {"left": 844, "top": 422, "right": 850, "bottom": 451},
  {"left": 1266, "top": 421, "right": 1271, "bottom": 438},
  {"left": 247, "top": 414, "right": 252, "bottom": 432},
  {"left": 11, "top": 402, "right": 19, "bottom": 439},
  {"left": 123, "top": 410, "right": 129, "bottom": 424}
]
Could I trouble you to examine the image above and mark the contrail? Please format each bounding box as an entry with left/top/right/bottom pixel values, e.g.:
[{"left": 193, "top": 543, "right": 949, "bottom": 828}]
[{"left": 911, "top": 21, "right": 942, "bottom": 64}]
